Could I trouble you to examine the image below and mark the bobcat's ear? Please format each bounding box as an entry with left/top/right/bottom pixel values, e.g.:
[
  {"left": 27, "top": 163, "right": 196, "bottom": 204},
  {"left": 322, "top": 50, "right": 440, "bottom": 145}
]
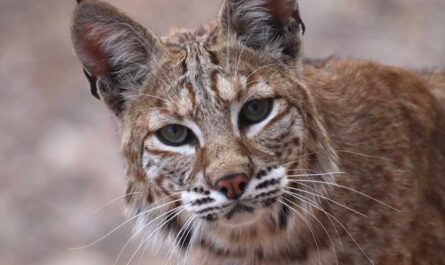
[
  {"left": 71, "top": 0, "right": 163, "bottom": 116},
  {"left": 219, "top": 0, "right": 305, "bottom": 60}
]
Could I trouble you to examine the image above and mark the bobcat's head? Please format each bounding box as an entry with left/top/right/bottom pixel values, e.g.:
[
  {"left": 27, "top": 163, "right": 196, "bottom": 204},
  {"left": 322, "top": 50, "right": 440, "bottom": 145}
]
[{"left": 72, "top": 0, "right": 339, "bottom": 256}]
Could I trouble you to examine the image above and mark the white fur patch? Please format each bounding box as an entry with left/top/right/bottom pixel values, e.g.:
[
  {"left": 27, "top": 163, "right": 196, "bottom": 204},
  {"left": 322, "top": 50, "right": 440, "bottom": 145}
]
[
  {"left": 230, "top": 102, "right": 243, "bottom": 137},
  {"left": 217, "top": 75, "right": 237, "bottom": 101}
]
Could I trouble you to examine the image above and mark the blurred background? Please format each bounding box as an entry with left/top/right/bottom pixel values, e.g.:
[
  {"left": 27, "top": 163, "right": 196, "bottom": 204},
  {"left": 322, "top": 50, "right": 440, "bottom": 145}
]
[{"left": 0, "top": 0, "right": 444, "bottom": 264}]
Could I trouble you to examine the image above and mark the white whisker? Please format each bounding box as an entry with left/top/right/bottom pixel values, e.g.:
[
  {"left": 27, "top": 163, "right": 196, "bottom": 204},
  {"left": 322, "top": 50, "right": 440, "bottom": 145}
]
[
  {"left": 282, "top": 195, "right": 339, "bottom": 265},
  {"left": 286, "top": 186, "right": 366, "bottom": 217},
  {"left": 287, "top": 179, "right": 400, "bottom": 212},
  {"left": 279, "top": 199, "right": 322, "bottom": 265},
  {"left": 245, "top": 63, "right": 281, "bottom": 80},
  {"left": 182, "top": 218, "right": 201, "bottom": 265},
  {"left": 286, "top": 192, "right": 375, "bottom": 265},
  {"left": 69, "top": 198, "right": 183, "bottom": 250},
  {"left": 287, "top": 172, "right": 345, "bottom": 178},
  {"left": 112, "top": 204, "right": 186, "bottom": 265},
  {"left": 287, "top": 183, "right": 344, "bottom": 246},
  {"left": 94, "top": 192, "right": 141, "bottom": 213},
  {"left": 126, "top": 207, "right": 186, "bottom": 265}
]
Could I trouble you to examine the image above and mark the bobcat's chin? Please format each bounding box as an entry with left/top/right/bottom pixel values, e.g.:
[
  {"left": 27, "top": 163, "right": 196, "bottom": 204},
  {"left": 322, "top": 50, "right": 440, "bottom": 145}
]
[{"left": 219, "top": 206, "right": 268, "bottom": 227}]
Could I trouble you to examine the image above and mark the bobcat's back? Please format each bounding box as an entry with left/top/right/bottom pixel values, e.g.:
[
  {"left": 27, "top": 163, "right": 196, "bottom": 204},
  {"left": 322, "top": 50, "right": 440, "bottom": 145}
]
[{"left": 421, "top": 70, "right": 445, "bottom": 104}]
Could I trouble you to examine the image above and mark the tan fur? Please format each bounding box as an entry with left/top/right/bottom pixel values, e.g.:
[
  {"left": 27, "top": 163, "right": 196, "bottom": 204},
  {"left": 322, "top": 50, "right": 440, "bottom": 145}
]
[{"left": 71, "top": 1, "right": 445, "bottom": 264}]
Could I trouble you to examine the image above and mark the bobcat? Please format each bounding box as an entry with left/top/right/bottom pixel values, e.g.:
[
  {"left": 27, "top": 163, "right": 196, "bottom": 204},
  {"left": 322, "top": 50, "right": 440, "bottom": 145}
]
[{"left": 71, "top": 0, "right": 445, "bottom": 264}]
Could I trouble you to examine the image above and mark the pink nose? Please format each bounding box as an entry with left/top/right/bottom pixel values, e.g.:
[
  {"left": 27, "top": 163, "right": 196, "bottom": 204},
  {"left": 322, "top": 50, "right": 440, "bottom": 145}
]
[{"left": 215, "top": 174, "right": 249, "bottom": 199}]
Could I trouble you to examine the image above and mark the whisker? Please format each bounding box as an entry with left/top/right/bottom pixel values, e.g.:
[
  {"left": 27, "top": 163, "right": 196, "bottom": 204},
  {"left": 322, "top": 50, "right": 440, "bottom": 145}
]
[
  {"left": 135, "top": 208, "right": 187, "bottom": 265},
  {"left": 286, "top": 186, "right": 366, "bottom": 217},
  {"left": 181, "top": 218, "right": 201, "bottom": 265},
  {"left": 287, "top": 168, "right": 323, "bottom": 174},
  {"left": 287, "top": 179, "right": 400, "bottom": 212},
  {"left": 245, "top": 63, "right": 281, "bottom": 80},
  {"left": 282, "top": 196, "right": 339, "bottom": 265},
  {"left": 335, "top": 149, "right": 391, "bottom": 161},
  {"left": 126, "top": 207, "right": 186, "bottom": 265},
  {"left": 112, "top": 204, "right": 186, "bottom": 265},
  {"left": 167, "top": 215, "right": 196, "bottom": 265},
  {"left": 286, "top": 192, "right": 375, "bottom": 265},
  {"left": 278, "top": 199, "right": 322, "bottom": 265},
  {"left": 68, "top": 198, "right": 183, "bottom": 250},
  {"left": 287, "top": 172, "right": 345, "bottom": 177},
  {"left": 94, "top": 192, "right": 141, "bottom": 213},
  {"left": 139, "top": 211, "right": 192, "bottom": 265},
  {"left": 286, "top": 183, "right": 344, "bottom": 246}
]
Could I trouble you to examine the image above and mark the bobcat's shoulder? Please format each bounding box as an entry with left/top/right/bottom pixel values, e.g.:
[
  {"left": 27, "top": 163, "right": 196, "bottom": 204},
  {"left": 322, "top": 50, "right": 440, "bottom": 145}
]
[{"left": 305, "top": 59, "right": 445, "bottom": 263}]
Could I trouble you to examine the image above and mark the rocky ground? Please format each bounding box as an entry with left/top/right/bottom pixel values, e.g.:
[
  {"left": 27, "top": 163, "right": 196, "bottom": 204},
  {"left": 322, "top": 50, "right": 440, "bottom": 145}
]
[{"left": 0, "top": 0, "right": 444, "bottom": 264}]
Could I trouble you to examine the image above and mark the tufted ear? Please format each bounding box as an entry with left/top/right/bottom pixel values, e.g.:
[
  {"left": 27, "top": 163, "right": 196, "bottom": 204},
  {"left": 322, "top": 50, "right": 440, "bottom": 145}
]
[
  {"left": 71, "top": 0, "right": 163, "bottom": 116},
  {"left": 219, "top": 0, "right": 305, "bottom": 60}
]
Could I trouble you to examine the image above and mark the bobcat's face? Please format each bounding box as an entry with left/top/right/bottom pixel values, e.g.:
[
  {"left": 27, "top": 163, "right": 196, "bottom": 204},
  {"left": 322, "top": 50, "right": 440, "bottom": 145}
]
[
  {"left": 138, "top": 52, "right": 305, "bottom": 225},
  {"left": 72, "top": 0, "right": 338, "bottom": 257}
]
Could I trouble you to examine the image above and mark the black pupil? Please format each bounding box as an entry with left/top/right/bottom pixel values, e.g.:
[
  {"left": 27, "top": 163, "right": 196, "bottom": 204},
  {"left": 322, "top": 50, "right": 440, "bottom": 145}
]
[
  {"left": 170, "top": 125, "right": 179, "bottom": 135},
  {"left": 249, "top": 101, "right": 259, "bottom": 112}
]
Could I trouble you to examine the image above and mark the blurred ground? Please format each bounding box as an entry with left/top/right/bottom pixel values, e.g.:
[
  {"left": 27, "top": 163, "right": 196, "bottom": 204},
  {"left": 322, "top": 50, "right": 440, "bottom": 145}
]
[{"left": 0, "top": 1, "right": 444, "bottom": 265}]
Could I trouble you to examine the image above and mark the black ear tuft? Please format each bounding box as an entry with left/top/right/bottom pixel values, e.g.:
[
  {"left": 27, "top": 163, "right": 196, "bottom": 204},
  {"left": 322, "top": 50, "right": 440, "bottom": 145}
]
[
  {"left": 294, "top": 8, "right": 306, "bottom": 34},
  {"left": 82, "top": 68, "right": 100, "bottom": 100},
  {"left": 76, "top": 0, "right": 82, "bottom": 4}
]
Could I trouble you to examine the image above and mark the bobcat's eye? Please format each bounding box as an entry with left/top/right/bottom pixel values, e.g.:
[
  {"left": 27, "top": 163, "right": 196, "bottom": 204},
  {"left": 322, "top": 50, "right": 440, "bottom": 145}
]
[
  {"left": 156, "top": 124, "right": 194, "bottom": 146},
  {"left": 240, "top": 98, "right": 273, "bottom": 126}
]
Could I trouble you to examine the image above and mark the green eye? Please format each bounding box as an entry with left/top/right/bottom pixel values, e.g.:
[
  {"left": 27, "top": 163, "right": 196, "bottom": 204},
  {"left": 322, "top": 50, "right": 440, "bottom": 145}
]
[
  {"left": 240, "top": 98, "right": 273, "bottom": 125},
  {"left": 156, "top": 124, "right": 193, "bottom": 146}
]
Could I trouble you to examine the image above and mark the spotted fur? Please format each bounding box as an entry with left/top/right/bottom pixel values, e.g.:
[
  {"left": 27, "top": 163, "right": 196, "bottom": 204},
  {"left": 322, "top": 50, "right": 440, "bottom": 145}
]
[{"left": 71, "top": 1, "right": 445, "bottom": 264}]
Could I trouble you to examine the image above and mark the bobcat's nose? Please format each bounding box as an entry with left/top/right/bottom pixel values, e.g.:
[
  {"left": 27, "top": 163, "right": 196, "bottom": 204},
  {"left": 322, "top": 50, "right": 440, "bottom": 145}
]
[{"left": 215, "top": 174, "right": 249, "bottom": 200}]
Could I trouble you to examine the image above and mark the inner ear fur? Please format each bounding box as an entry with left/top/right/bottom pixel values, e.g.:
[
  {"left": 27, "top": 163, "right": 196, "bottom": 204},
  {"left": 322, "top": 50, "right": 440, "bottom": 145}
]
[
  {"left": 219, "top": 0, "right": 305, "bottom": 59},
  {"left": 71, "top": 0, "right": 164, "bottom": 116}
]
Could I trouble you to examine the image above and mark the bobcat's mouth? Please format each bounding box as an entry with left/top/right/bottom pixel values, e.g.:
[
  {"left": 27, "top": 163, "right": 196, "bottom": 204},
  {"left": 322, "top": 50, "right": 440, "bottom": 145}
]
[{"left": 225, "top": 204, "right": 255, "bottom": 219}]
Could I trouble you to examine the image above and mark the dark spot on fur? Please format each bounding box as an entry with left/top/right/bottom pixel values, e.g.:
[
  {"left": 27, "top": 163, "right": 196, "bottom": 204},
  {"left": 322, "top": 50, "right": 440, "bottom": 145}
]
[
  {"left": 309, "top": 153, "right": 317, "bottom": 161},
  {"left": 177, "top": 224, "right": 193, "bottom": 251},
  {"left": 252, "top": 188, "right": 280, "bottom": 200},
  {"left": 207, "top": 50, "right": 220, "bottom": 66},
  {"left": 279, "top": 202, "right": 290, "bottom": 229},
  {"left": 255, "top": 248, "right": 264, "bottom": 259},
  {"left": 255, "top": 178, "right": 280, "bottom": 190},
  {"left": 192, "top": 197, "right": 215, "bottom": 206},
  {"left": 197, "top": 206, "right": 221, "bottom": 215},
  {"left": 256, "top": 170, "right": 267, "bottom": 179},
  {"left": 263, "top": 198, "right": 277, "bottom": 206},
  {"left": 204, "top": 213, "right": 218, "bottom": 221}
]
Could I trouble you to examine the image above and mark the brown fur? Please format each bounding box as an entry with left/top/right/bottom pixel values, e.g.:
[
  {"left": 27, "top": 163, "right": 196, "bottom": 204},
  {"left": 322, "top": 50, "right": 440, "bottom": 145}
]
[{"left": 70, "top": 1, "right": 445, "bottom": 264}]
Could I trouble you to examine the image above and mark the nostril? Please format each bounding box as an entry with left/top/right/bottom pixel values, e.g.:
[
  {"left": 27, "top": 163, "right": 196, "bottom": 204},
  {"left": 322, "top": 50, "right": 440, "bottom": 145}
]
[
  {"left": 215, "top": 174, "right": 249, "bottom": 199},
  {"left": 239, "top": 181, "right": 247, "bottom": 192},
  {"left": 220, "top": 187, "right": 229, "bottom": 197}
]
